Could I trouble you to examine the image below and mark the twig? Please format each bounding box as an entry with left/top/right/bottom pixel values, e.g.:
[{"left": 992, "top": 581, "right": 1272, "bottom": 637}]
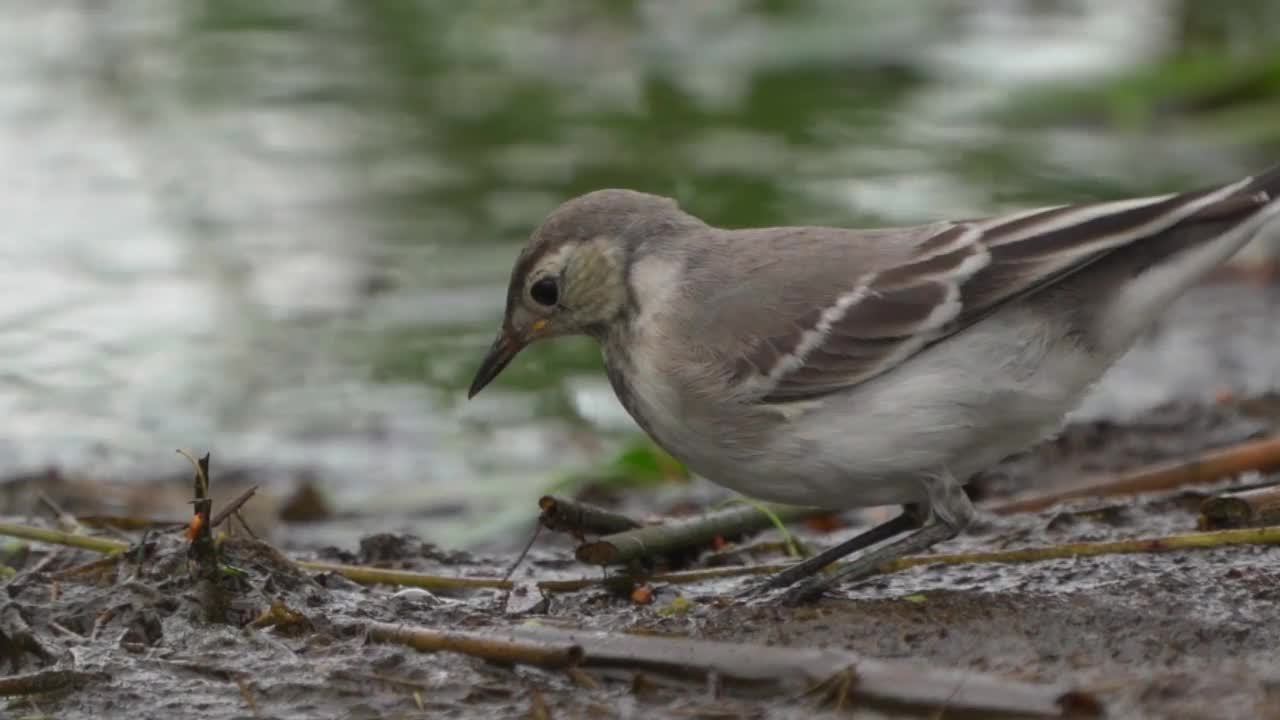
[
  {"left": 362, "top": 621, "right": 583, "bottom": 668},
  {"left": 75, "top": 516, "right": 186, "bottom": 532},
  {"left": 176, "top": 448, "right": 210, "bottom": 498},
  {"left": 52, "top": 556, "right": 123, "bottom": 580},
  {"left": 514, "top": 626, "right": 1096, "bottom": 717},
  {"left": 25, "top": 547, "right": 65, "bottom": 577},
  {"left": 987, "top": 434, "right": 1280, "bottom": 515},
  {"left": 0, "top": 523, "right": 128, "bottom": 555},
  {"left": 1199, "top": 483, "right": 1280, "bottom": 529},
  {"left": 601, "top": 524, "right": 1280, "bottom": 584},
  {"left": 48, "top": 621, "right": 84, "bottom": 639},
  {"left": 296, "top": 560, "right": 515, "bottom": 591},
  {"left": 329, "top": 670, "right": 431, "bottom": 692},
  {"left": 501, "top": 523, "right": 541, "bottom": 583},
  {"left": 576, "top": 503, "right": 827, "bottom": 565},
  {"left": 233, "top": 510, "right": 260, "bottom": 539},
  {"left": 877, "top": 526, "right": 1280, "bottom": 573},
  {"left": 538, "top": 495, "right": 640, "bottom": 537},
  {"left": 36, "top": 492, "right": 81, "bottom": 534},
  {"left": 211, "top": 486, "right": 259, "bottom": 528}
]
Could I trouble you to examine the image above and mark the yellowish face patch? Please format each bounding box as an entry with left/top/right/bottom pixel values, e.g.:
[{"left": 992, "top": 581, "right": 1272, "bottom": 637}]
[{"left": 530, "top": 319, "right": 549, "bottom": 333}]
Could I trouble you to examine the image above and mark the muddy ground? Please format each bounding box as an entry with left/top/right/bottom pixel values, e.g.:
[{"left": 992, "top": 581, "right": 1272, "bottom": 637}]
[{"left": 2, "top": 282, "right": 1280, "bottom": 720}]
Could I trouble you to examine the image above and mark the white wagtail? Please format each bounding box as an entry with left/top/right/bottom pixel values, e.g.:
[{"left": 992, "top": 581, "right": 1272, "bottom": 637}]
[{"left": 468, "top": 166, "right": 1280, "bottom": 602}]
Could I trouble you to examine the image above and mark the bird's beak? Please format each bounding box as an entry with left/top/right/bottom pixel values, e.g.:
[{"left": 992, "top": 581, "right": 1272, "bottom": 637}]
[{"left": 467, "top": 328, "right": 527, "bottom": 399}]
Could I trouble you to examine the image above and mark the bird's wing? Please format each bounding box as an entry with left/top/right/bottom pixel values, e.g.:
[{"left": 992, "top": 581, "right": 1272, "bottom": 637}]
[{"left": 692, "top": 171, "right": 1275, "bottom": 405}]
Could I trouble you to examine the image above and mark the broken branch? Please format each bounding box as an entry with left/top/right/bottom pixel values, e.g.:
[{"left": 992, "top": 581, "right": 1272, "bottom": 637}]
[
  {"left": 538, "top": 495, "right": 640, "bottom": 537},
  {"left": 576, "top": 502, "right": 826, "bottom": 565},
  {"left": 1199, "top": 483, "right": 1280, "bottom": 529}
]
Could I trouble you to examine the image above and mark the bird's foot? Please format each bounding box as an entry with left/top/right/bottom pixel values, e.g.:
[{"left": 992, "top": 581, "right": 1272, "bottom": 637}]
[
  {"left": 776, "top": 520, "right": 958, "bottom": 605},
  {"left": 732, "top": 510, "right": 917, "bottom": 602},
  {"left": 772, "top": 472, "right": 973, "bottom": 605}
]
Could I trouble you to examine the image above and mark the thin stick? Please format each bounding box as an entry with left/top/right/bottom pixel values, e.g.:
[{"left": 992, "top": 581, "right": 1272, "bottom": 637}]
[
  {"left": 211, "top": 486, "right": 259, "bottom": 528},
  {"left": 363, "top": 621, "right": 583, "bottom": 668},
  {"left": 0, "top": 522, "right": 128, "bottom": 555},
  {"left": 36, "top": 492, "right": 81, "bottom": 533},
  {"left": 501, "top": 523, "right": 542, "bottom": 583},
  {"left": 986, "top": 434, "right": 1280, "bottom": 515},
  {"left": 75, "top": 516, "right": 186, "bottom": 532},
  {"left": 576, "top": 503, "right": 827, "bottom": 565},
  {"left": 233, "top": 510, "right": 260, "bottom": 539},
  {"left": 296, "top": 559, "right": 515, "bottom": 591},
  {"left": 329, "top": 670, "right": 431, "bottom": 692},
  {"left": 877, "top": 525, "right": 1280, "bottom": 573},
  {"left": 176, "top": 448, "right": 210, "bottom": 497},
  {"left": 591, "top": 525, "right": 1280, "bottom": 587}
]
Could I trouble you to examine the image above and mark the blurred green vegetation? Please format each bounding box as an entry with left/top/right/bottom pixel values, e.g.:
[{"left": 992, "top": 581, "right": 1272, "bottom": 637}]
[
  {"left": 1002, "top": 46, "right": 1280, "bottom": 150},
  {"left": 549, "top": 438, "right": 689, "bottom": 497},
  {"left": 1001, "top": 0, "right": 1280, "bottom": 149}
]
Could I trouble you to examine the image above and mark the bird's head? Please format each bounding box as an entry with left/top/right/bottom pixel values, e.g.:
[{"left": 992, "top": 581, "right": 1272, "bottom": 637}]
[{"left": 468, "top": 189, "right": 698, "bottom": 398}]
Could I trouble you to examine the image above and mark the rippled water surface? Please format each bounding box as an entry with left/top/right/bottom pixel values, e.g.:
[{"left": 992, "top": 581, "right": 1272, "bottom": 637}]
[{"left": 2, "top": 1, "right": 1278, "bottom": 543}]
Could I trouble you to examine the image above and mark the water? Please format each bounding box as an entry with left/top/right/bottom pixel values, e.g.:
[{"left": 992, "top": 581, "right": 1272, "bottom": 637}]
[{"left": 0, "top": 0, "right": 1277, "bottom": 545}]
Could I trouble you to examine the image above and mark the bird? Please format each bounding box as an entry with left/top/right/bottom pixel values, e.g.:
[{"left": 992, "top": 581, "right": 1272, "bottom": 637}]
[{"left": 468, "top": 165, "right": 1280, "bottom": 603}]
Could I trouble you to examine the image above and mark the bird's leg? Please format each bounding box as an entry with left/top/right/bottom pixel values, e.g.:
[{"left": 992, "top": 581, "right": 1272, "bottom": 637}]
[
  {"left": 737, "top": 506, "right": 922, "bottom": 598},
  {"left": 778, "top": 472, "right": 974, "bottom": 605}
]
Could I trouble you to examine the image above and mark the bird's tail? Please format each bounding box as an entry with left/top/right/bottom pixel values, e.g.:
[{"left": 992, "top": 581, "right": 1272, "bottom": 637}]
[{"left": 1090, "top": 163, "right": 1280, "bottom": 350}]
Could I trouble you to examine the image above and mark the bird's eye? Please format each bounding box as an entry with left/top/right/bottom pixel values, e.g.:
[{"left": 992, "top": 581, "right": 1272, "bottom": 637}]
[{"left": 530, "top": 277, "right": 559, "bottom": 307}]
